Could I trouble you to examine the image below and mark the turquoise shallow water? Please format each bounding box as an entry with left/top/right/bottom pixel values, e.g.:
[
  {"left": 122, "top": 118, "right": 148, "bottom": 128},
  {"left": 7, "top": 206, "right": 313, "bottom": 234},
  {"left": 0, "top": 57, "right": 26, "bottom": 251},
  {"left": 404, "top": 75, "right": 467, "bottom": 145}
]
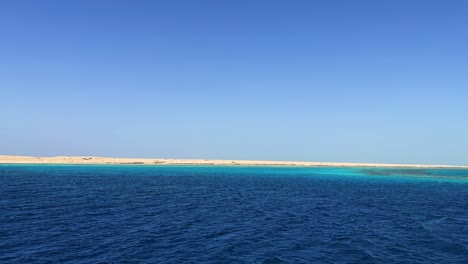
[{"left": 1, "top": 165, "right": 467, "bottom": 263}]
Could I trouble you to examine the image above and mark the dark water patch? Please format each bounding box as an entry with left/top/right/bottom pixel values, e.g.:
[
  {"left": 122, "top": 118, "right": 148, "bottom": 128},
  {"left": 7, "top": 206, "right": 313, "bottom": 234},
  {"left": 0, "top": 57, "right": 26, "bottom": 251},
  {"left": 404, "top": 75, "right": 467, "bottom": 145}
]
[
  {"left": 359, "top": 168, "right": 468, "bottom": 182},
  {"left": 361, "top": 168, "right": 432, "bottom": 176}
]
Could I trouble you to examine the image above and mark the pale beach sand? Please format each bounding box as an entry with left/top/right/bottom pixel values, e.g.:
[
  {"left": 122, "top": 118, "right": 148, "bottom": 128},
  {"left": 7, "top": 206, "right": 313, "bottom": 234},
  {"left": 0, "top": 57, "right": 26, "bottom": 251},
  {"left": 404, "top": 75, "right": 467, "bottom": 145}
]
[{"left": 0, "top": 155, "right": 466, "bottom": 168}]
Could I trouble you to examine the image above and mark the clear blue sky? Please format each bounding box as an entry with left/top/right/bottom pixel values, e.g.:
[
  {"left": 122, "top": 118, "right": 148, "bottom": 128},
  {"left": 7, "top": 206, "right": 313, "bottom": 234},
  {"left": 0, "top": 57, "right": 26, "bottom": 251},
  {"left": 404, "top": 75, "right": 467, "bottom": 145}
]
[{"left": 1, "top": 1, "right": 467, "bottom": 165}]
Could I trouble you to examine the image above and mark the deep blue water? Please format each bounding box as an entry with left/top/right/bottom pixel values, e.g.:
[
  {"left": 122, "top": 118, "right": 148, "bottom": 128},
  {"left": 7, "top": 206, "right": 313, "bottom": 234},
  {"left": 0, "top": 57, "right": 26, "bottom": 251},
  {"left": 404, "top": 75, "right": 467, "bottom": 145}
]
[{"left": 1, "top": 165, "right": 467, "bottom": 263}]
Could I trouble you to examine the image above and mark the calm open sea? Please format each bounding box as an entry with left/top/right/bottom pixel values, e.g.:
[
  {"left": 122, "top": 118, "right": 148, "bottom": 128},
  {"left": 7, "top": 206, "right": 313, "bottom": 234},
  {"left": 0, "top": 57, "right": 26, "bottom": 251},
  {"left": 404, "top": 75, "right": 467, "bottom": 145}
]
[{"left": 1, "top": 165, "right": 467, "bottom": 263}]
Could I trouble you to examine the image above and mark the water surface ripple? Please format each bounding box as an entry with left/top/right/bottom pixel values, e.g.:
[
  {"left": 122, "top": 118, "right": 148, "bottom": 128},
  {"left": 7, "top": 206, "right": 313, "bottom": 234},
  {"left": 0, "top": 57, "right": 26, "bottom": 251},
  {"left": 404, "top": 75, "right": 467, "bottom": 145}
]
[{"left": 1, "top": 165, "right": 467, "bottom": 263}]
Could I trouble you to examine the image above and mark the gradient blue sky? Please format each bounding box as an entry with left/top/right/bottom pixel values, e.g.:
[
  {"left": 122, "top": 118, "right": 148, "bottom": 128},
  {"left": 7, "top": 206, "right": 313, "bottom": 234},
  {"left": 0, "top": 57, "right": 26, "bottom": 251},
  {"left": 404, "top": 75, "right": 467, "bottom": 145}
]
[{"left": 1, "top": 1, "right": 467, "bottom": 164}]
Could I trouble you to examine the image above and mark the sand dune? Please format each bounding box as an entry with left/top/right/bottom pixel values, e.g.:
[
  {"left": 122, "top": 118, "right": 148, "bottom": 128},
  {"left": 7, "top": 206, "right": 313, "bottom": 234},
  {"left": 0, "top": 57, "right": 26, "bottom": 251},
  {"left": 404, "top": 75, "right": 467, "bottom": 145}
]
[{"left": 0, "top": 155, "right": 466, "bottom": 168}]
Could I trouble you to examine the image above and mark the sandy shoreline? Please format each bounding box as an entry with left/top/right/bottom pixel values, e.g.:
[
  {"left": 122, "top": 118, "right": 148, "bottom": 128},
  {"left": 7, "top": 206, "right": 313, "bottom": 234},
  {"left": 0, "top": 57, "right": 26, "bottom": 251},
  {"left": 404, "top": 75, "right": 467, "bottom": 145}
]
[{"left": 0, "top": 155, "right": 466, "bottom": 168}]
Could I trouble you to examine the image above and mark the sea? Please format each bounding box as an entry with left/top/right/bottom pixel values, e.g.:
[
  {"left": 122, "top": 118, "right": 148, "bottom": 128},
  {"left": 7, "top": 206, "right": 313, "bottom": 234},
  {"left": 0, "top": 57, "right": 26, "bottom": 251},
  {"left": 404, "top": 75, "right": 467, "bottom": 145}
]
[{"left": 1, "top": 164, "right": 467, "bottom": 263}]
